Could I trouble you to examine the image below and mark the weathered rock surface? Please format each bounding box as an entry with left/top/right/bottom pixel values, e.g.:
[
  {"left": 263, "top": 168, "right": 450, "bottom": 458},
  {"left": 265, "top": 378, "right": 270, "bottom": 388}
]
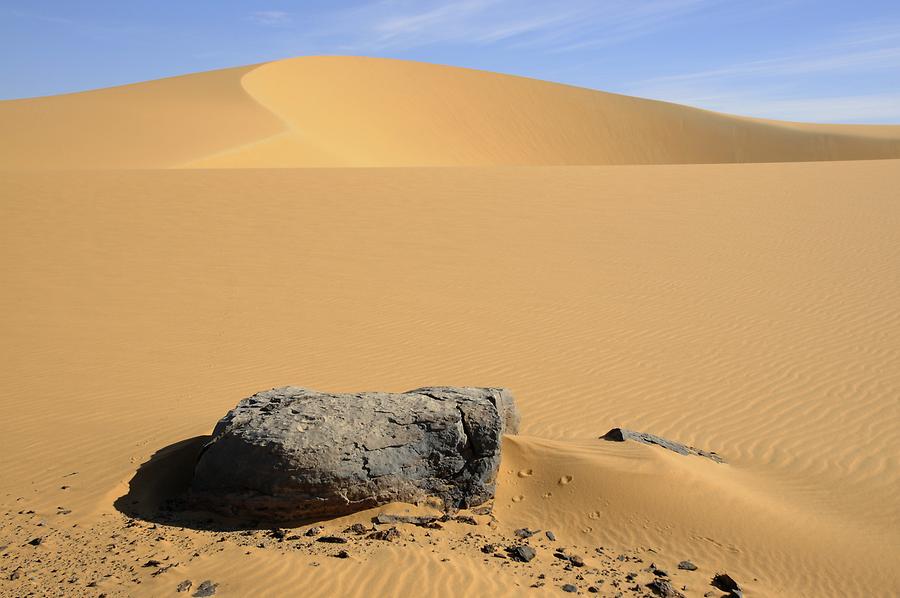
[
  {"left": 191, "top": 386, "right": 519, "bottom": 521},
  {"left": 601, "top": 428, "right": 725, "bottom": 463}
]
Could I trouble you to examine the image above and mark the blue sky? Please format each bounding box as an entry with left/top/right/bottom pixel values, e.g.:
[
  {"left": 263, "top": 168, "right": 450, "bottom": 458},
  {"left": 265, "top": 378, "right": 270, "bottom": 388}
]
[{"left": 2, "top": 1, "right": 899, "bottom": 123}]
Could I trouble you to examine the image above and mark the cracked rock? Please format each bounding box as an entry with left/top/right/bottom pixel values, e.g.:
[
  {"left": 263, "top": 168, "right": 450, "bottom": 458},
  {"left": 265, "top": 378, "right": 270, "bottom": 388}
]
[{"left": 191, "top": 386, "right": 519, "bottom": 521}]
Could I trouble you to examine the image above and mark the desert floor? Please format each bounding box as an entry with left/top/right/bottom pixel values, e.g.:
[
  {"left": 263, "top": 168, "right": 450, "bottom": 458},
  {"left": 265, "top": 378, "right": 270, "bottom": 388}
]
[{"left": 1, "top": 58, "right": 899, "bottom": 597}]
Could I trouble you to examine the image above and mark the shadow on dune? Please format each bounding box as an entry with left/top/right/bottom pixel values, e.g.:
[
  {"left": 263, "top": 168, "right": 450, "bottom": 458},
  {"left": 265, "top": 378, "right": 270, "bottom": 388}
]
[{"left": 114, "top": 436, "right": 348, "bottom": 531}]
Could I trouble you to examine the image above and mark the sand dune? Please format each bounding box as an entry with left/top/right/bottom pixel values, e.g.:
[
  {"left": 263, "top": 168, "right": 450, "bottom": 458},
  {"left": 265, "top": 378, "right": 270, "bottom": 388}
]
[
  {"left": 1, "top": 58, "right": 899, "bottom": 597},
  {"left": 1, "top": 162, "right": 898, "bottom": 596},
  {"left": 2, "top": 56, "right": 900, "bottom": 169}
]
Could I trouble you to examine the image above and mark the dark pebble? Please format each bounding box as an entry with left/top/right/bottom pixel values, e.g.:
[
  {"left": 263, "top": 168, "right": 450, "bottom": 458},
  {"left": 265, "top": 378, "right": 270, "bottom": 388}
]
[{"left": 316, "top": 536, "right": 348, "bottom": 544}]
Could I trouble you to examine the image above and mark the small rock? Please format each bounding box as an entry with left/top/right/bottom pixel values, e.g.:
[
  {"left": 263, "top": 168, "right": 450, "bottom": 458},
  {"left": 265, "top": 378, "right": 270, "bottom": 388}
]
[
  {"left": 269, "top": 528, "right": 287, "bottom": 540},
  {"left": 545, "top": 530, "right": 556, "bottom": 541},
  {"left": 562, "top": 584, "right": 578, "bottom": 593},
  {"left": 27, "top": 537, "right": 42, "bottom": 546},
  {"left": 334, "top": 550, "right": 350, "bottom": 559},
  {"left": 176, "top": 580, "right": 192, "bottom": 593},
  {"left": 455, "top": 515, "right": 478, "bottom": 525},
  {"left": 509, "top": 545, "right": 536, "bottom": 562},
  {"left": 569, "top": 555, "right": 585, "bottom": 567},
  {"left": 193, "top": 580, "right": 218, "bottom": 597},
  {"left": 142, "top": 559, "right": 161, "bottom": 568},
  {"left": 9, "top": 568, "right": 21, "bottom": 581},
  {"left": 647, "top": 579, "right": 685, "bottom": 598},
  {"left": 304, "top": 526, "right": 324, "bottom": 536},
  {"left": 677, "top": 561, "right": 697, "bottom": 571},
  {"left": 316, "top": 535, "right": 348, "bottom": 544},
  {"left": 653, "top": 567, "right": 669, "bottom": 577},
  {"left": 345, "top": 523, "right": 368, "bottom": 535},
  {"left": 481, "top": 544, "right": 495, "bottom": 554},
  {"left": 367, "top": 527, "right": 401, "bottom": 542},
  {"left": 515, "top": 528, "right": 538, "bottom": 538},
  {"left": 588, "top": 587, "right": 599, "bottom": 594},
  {"left": 711, "top": 573, "right": 741, "bottom": 594}
]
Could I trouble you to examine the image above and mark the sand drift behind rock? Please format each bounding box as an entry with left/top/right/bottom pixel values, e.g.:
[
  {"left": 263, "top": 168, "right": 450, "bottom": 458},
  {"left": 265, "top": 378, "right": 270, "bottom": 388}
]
[{"left": 190, "top": 386, "right": 519, "bottom": 521}]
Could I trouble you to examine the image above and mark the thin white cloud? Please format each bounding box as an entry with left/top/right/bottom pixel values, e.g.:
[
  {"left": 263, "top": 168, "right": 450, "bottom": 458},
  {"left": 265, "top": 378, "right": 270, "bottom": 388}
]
[
  {"left": 325, "top": 0, "right": 716, "bottom": 53},
  {"left": 250, "top": 11, "right": 291, "bottom": 27},
  {"left": 718, "top": 93, "right": 900, "bottom": 124},
  {"left": 622, "top": 21, "right": 900, "bottom": 123}
]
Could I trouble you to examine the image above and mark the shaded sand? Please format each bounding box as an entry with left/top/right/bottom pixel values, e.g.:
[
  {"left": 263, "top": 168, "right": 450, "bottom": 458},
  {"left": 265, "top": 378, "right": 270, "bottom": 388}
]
[
  {"left": 1, "top": 162, "right": 898, "bottom": 596},
  {"left": 2, "top": 56, "right": 900, "bottom": 169}
]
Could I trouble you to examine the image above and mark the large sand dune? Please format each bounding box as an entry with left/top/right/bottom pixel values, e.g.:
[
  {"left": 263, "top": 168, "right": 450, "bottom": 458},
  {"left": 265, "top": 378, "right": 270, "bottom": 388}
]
[
  {"left": 2, "top": 56, "right": 900, "bottom": 169},
  {"left": 1, "top": 58, "right": 898, "bottom": 597}
]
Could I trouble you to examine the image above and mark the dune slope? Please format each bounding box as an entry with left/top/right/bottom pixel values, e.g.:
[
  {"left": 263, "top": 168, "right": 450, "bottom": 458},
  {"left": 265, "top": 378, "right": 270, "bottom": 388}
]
[
  {"left": 1, "top": 162, "right": 898, "bottom": 596},
  {"left": 2, "top": 56, "right": 900, "bottom": 169}
]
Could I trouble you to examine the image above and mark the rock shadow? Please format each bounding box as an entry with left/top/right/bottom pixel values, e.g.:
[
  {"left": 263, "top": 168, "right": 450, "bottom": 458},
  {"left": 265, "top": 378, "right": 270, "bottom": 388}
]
[{"left": 114, "top": 436, "right": 350, "bottom": 531}]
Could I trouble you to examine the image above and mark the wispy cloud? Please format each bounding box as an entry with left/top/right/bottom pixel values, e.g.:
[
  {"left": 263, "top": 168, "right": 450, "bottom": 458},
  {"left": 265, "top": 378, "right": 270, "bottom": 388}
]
[
  {"left": 321, "top": 0, "right": 716, "bottom": 53},
  {"left": 250, "top": 10, "right": 291, "bottom": 27},
  {"left": 622, "top": 20, "right": 900, "bottom": 123}
]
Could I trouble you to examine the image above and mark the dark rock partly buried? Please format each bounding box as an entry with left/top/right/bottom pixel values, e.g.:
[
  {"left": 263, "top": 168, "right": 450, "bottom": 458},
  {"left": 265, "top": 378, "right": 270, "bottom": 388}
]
[
  {"left": 316, "top": 535, "right": 348, "bottom": 544},
  {"left": 677, "top": 561, "right": 698, "bottom": 571},
  {"left": 711, "top": 573, "right": 742, "bottom": 595},
  {"left": 600, "top": 428, "right": 725, "bottom": 463},
  {"left": 562, "top": 584, "right": 578, "bottom": 593},
  {"left": 191, "top": 386, "right": 519, "bottom": 521},
  {"left": 176, "top": 580, "right": 192, "bottom": 593}
]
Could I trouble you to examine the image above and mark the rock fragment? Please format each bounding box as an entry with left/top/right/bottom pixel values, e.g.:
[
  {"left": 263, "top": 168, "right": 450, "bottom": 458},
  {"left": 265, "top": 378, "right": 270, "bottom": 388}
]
[
  {"left": 509, "top": 545, "right": 536, "bottom": 562},
  {"left": 600, "top": 428, "right": 725, "bottom": 463},
  {"left": 192, "top": 580, "right": 217, "bottom": 597},
  {"left": 647, "top": 579, "right": 685, "bottom": 598},
  {"left": 677, "top": 561, "right": 697, "bottom": 571}
]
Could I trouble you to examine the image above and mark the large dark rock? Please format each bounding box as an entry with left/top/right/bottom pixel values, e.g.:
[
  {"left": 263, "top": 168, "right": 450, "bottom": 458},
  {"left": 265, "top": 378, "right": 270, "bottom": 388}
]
[{"left": 190, "top": 386, "right": 519, "bottom": 521}]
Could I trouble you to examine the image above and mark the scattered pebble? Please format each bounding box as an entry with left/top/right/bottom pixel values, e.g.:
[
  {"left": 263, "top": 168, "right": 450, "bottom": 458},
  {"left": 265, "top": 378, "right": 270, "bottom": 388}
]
[
  {"left": 367, "top": 527, "right": 401, "bottom": 542},
  {"left": 562, "top": 583, "right": 578, "bottom": 593},
  {"left": 677, "top": 561, "right": 697, "bottom": 571}
]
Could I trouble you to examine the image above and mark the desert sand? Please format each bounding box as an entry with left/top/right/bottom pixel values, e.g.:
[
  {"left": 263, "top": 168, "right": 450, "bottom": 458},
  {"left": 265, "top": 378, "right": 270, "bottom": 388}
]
[{"left": 1, "top": 57, "right": 899, "bottom": 597}]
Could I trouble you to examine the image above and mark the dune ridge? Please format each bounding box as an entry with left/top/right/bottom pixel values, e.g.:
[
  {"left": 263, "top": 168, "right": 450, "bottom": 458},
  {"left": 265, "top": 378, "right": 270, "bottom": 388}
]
[{"left": 2, "top": 56, "right": 900, "bottom": 169}]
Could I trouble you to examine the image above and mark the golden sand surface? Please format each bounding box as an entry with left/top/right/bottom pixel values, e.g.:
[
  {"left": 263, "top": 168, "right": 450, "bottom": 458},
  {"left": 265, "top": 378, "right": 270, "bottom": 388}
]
[{"left": 1, "top": 58, "right": 899, "bottom": 597}]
